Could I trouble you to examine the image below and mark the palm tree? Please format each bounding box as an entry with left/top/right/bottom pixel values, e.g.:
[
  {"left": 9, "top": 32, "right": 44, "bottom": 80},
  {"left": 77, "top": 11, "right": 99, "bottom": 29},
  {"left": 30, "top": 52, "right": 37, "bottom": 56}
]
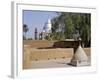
[{"left": 23, "top": 24, "right": 29, "bottom": 40}]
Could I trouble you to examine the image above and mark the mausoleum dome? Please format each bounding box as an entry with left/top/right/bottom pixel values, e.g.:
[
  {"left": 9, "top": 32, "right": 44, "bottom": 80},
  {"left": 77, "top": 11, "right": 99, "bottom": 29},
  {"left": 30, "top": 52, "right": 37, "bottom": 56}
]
[{"left": 45, "top": 19, "right": 52, "bottom": 33}]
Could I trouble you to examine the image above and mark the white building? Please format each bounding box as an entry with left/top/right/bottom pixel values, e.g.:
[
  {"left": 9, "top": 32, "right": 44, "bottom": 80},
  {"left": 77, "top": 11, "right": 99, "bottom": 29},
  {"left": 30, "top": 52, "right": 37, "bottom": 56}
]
[
  {"left": 43, "top": 19, "right": 52, "bottom": 33},
  {"left": 39, "top": 19, "right": 52, "bottom": 40}
]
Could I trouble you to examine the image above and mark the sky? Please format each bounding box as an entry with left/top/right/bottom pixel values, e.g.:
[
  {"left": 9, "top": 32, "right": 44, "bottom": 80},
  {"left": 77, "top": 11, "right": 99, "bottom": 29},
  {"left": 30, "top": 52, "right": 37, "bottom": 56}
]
[{"left": 23, "top": 10, "right": 58, "bottom": 39}]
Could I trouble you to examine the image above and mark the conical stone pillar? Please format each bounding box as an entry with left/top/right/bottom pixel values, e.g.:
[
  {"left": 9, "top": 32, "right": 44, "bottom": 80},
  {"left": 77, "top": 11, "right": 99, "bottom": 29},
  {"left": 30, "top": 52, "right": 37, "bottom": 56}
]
[{"left": 70, "top": 45, "right": 88, "bottom": 66}]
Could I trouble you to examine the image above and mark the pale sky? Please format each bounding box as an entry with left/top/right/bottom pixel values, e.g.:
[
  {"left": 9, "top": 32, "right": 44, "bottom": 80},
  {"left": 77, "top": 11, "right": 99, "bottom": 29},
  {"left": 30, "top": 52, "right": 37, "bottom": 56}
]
[{"left": 23, "top": 10, "right": 58, "bottom": 39}]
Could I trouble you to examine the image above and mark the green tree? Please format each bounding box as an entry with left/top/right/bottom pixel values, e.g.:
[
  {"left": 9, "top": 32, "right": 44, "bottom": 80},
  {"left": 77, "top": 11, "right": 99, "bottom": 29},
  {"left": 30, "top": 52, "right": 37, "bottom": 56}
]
[
  {"left": 51, "top": 12, "right": 91, "bottom": 47},
  {"left": 64, "top": 13, "right": 74, "bottom": 39}
]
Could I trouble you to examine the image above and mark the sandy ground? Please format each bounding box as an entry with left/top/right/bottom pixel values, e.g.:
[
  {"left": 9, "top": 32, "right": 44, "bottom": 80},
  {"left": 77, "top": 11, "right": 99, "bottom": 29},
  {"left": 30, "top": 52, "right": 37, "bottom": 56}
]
[
  {"left": 28, "top": 57, "right": 91, "bottom": 69},
  {"left": 30, "top": 58, "right": 71, "bottom": 69}
]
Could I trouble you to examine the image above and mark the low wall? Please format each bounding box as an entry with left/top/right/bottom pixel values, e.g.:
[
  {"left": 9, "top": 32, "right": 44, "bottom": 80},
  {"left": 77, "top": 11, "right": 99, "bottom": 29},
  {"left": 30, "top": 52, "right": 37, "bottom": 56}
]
[
  {"left": 23, "top": 47, "right": 91, "bottom": 61},
  {"left": 30, "top": 48, "right": 73, "bottom": 61}
]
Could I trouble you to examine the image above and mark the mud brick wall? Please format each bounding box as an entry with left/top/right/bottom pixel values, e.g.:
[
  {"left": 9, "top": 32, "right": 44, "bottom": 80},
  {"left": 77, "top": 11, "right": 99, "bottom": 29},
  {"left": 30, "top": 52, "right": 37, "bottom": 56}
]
[{"left": 30, "top": 48, "right": 73, "bottom": 61}]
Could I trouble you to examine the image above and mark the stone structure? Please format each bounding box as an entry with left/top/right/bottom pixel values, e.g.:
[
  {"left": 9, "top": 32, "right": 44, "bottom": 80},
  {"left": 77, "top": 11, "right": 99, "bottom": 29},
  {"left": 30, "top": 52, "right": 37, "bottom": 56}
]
[{"left": 70, "top": 39, "right": 88, "bottom": 66}]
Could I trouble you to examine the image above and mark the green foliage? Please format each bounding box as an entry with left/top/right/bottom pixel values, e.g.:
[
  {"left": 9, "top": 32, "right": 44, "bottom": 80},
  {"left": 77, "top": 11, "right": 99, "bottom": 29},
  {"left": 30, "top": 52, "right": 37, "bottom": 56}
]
[
  {"left": 51, "top": 12, "right": 91, "bottom": 47},
  {"left": 64, "top": 15, "right": 74, "bottom": 39},
  {"left": 50, "top": 32, "right": 65, "bottom": 40}
]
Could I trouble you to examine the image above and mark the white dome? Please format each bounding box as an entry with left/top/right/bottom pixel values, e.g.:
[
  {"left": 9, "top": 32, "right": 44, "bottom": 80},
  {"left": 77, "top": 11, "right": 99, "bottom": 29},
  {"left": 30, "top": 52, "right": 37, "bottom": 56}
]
[
  {"left": 42, "top": 30, "right": 45, "bottom": 33},
  {"left": 47, "top": 19, "right": 51, "bottom": 24},
  {"left": 45, "top": 19, "right": 52, "bottom": 33},
  {"left": 47, "top": 19, "right": 52, "bottom": 28}
]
